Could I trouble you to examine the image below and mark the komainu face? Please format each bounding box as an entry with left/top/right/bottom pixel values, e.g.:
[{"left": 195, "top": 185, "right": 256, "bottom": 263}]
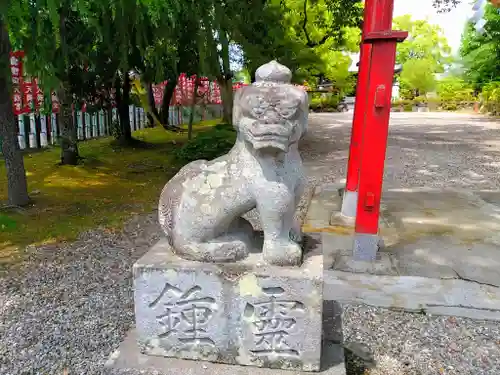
[{"left": 234, "top": 85, "right": 308, "bottom": 153}]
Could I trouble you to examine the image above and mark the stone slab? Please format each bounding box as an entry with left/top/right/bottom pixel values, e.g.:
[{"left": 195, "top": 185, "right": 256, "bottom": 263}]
[
  {"left": 395, "top": 237, "right": 500, "bottom": 286},
  {"left": 133, "top": 235, "right": 323, "bottom": 372},
  {"left": 324, "top": 270, "right": 500, "bottom": 321},
  {"left": 105, "top": 329, "right": 346, "bottom": 375},
  {"left": 311, "top": 183, "right": 500, "bottom": 287},
  {"left": 303, "top": 184, "right": 342, "bottom": 231}
]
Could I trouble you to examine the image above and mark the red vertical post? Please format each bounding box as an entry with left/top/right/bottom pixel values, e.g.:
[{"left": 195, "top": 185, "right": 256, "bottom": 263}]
[
  {"left": 352, "top": 0, "right": 407, "bottom": 260},
  {"left": 341, "top": 0, "right": 376, "bottom": 217}
]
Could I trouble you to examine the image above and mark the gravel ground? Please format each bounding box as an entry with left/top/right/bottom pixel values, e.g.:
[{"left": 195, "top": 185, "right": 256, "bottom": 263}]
[
  {"left": 0, "top": 214, "right": 162, "bottom": 375},
  {"left": 1, "top": 112, "right": 500, "bottom": 375},
  {"left": 343, "top": 304, "right": 500, "bottom": 375},
  {"left": 303, "top": 112, "right": 500, "bottom": 190}
]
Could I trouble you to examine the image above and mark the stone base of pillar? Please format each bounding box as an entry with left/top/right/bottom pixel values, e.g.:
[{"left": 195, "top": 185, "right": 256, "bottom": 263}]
[
  {"left": 18, "top": 135, "right": 26, "bottom": 150},
  {"left": 353, "top": 233, "right": 380, "bottom": 262},
  {"left": 340, "top": 189, "right": 358, "bottom": 218},
  {"left": 40, "top": 133, "right": 48, "bottom": 147},
  {"left": 28, "top": 133, "right": 37, "bottom": 149}
]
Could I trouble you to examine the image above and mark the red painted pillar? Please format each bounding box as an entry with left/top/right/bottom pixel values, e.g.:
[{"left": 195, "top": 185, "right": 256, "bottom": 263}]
[
  {"left": 352, "top": 0, "right": 407, "bottom": 260},
  {"left": 341, "top": 0, "right": 376, "bottom": 217}
]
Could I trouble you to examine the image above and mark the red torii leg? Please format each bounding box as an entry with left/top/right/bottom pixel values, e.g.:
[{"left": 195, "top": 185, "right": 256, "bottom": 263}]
[
  {"left": 343, "top": 0, "right": 407, "bottom": 260},
  {"left": 341, "top": 0, "right": 375, "bottom": 217}
]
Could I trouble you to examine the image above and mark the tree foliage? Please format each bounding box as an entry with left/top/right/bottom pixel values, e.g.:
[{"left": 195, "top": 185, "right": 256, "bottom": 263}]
[
  {"left": 394, "top": 15, "right": 452, "bottom": 70},
  {"left": 460, "top": 3, "right": 500, "bottom": 90},
  {"left": 399, "top": 59, "right": 437, "bottom": 98},
  {"left": 394, "top": 16, "right": 452, "bottom": 99},
  {"left": 8, "top": 0, "right": 106, "bottom": 162},
  {"left": 459, "top": 3, "right": 500, "bottom": 113},
  {"left": 6, "top": 0, "right": 365, "bottom": 136},
  {"left": 481, "top": 81, "right": 500, "bottom": 114},
  {"left": 436, "top": 76, "right": 474, "bottom": 102},
  {"left": 432, "top": 0, "right": 462, "bottom": 13},
  {"left": 231, "top": 0, "right": 362, "bottom": 92},
  {"left": 274, "top": 0, "right": 362, "bottom": 87}
]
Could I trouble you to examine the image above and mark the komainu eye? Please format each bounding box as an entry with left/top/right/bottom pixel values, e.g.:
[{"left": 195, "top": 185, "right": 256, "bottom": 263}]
[
  {"left": 249, "top": 95, "right": 268, "bottom": 116},
  {"left": 278, "top": 106, "right": 297, "bottom": 118}
]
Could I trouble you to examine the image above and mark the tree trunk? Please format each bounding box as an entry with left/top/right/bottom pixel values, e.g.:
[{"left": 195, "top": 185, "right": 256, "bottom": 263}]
[
  {"left": 58, "top": 85, "right": 79, "bottom": 165},
  {"left": 159, "top": 78, "right": 177, "bottom": 127},
  {"left": 116, "top": 75, "right": 132, "bottom": 144},
  {"left": 107, "top": 108, "right": 113, "bottom": 134},
  {"left": 114, "top": 76, "right": 123, "bottom": 136},
  {"left": 187, "top": 79, "right": 199, "bottom": 140},
  {"left": 250, "top": 69, "right": 257, "bottom": 83},
  {"left": 57, "top": 3, "right": 79, "bottom": 165},
  {"left": 0, "top": 19, "right": 29, "bottom": 206},
  {"left": 146, "top": 82, "right": 159, "bottom": 127},
  {"left": 219, "top": 30, "right": 233, "bottom": 124},
  {"left": 219, "top": 78, "right": 233, "bottom": 125}
]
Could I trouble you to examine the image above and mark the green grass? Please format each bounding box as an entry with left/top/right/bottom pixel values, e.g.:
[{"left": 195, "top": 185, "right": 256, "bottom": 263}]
[
  {"left": 0, "top": 120, "right": 222, "bottom": 270},
  {"left": 0, "top": 214, "right": 17, "bottom": 231}
]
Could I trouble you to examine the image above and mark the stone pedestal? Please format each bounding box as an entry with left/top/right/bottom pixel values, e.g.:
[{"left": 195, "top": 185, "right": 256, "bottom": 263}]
[{"left": 133, "top": 235, "right": 324, "bottom": 372}]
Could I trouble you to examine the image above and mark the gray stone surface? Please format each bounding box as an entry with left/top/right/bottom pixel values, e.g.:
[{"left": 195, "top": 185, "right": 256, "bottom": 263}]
[
  {"left": 105, "top": 330, "right": 346, "bottom": 375},
  {"left": 303, "top": 183, "right": 387, "bottom": 234},
  {"left": 324, "top": 270, "right": 500, "bottom": 321},
  {"left": 353, "top": 233, "right": 380, "bottom": 262},
  {"left": 133, "top": 235, "right": 323, "bottom": 371},
  {"left": 303, "top": 185, "right": 345, "bottom": 231},
  {"left": 396, "top": 237, "right": 500, "bottom": 286},
  {"left": 332, "top": 252, "right": 397, "bottom": 276},
  {"left": 309, "top": 182, "right": 500, "bottom": 287},
  {"left": 158, "top": 60, "right": 309, "bottom": 267}
]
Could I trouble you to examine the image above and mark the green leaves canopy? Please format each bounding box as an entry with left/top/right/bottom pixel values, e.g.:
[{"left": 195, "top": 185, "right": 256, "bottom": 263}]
[
  {"left": 399, "top": 58, "right": 437, "bottom": 98},
  {"left": 394, "top": 15, "right": 452, "bottom": 99},
  {"left": 394, "top": 15, "right": 452, "bottom": 71},
  {"left": 436, "top": 76, "right": 474, "bottom": 102},
  {"left": 7, "top": 0, "right": 365, "bottom": 96},
  {"left": 246, "top": 0, "right": 362, "bottom": 86},
  {"left": 432, "top": 0, "right": 462, "bottom": 13},
  {"left": 460, "top": 3, "right": 500, "bottom": 90}
]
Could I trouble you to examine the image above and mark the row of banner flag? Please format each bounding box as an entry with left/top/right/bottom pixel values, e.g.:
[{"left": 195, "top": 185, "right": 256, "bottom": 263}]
[
  {"left": 10, "top": 51, "right": 60, "bottom": 115},
  {"left": 11, "top": 50, "right": 305, "bottom": 116},
  {"left": 11, "top": 50, "right": 242, "bottom": 115},
  {"left": 150, "top": 76, "right": 306, "bottom": 107},
  {"left": 11, "top": 54, "right": 237, "bottom": 115},
  {"left": 151, "top": 74, "right": 249, "bottom": 107}
]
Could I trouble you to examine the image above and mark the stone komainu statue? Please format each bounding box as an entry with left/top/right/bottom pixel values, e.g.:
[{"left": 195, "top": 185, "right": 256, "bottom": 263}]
[{"left": 158, "top": 61, "right": 308, "bottom": 266}]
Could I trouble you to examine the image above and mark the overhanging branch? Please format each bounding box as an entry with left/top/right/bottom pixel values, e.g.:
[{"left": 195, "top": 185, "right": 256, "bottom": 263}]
[{"left": 302, "top": 0, "right": 332, "bottom": 48}]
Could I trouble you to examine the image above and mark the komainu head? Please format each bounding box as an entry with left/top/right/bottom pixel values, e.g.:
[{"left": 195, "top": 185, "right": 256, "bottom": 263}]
[{"left": 233, "top": 61, "right": 309, "bottom": 154}]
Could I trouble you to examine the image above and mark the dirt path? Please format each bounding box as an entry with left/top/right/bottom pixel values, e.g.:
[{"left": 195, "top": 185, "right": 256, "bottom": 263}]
[{"left": 301, "top": 112, "right": 500, "bottom": 190}]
